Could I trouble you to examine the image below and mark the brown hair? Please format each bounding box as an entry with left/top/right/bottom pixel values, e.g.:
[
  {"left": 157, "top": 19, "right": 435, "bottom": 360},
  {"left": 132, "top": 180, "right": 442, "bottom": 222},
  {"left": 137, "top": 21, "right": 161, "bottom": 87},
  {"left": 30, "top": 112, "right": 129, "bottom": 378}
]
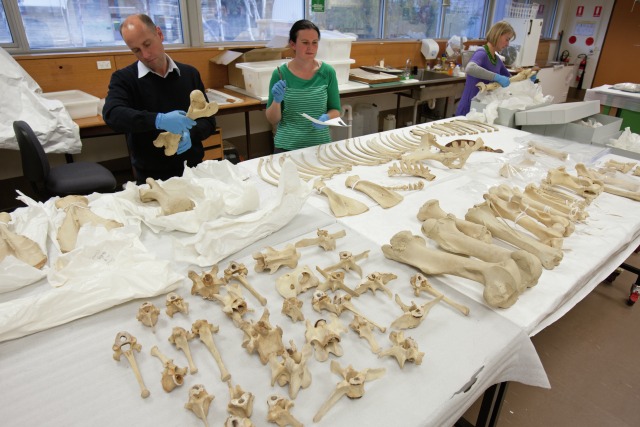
[
  {"left": 485, "top": 21, "right": 516, "bottom": 46},
  {"left": 289, "top": 19, "right": 320, "bottom": 43}
]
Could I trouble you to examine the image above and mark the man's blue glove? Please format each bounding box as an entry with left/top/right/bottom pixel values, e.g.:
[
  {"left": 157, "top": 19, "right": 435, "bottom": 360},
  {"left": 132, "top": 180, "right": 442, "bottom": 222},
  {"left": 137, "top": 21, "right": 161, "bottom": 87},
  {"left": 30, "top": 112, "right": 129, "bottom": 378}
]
[
  {"left": 493, "top": 74, "right": 510, "bottom": 88},
  {"left": 177, "top": 130, "right": 192, "bottom": 155},
  {"left": 312, "top": 113, "right": 330, "bottom": 130},
  {"left": 156, "top": 110, "right": 196, "bottom": 135},
  {"left": 272, "top": 80, "right": 286, "bottom": 103},
  {"left": 530, "top": 74, "right": 538, "bottom": 83}
]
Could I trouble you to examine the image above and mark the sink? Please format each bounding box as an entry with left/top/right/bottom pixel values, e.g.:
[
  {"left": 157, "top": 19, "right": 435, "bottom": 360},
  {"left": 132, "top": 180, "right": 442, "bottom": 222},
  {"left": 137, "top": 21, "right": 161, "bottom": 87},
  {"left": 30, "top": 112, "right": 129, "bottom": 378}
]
[{"left": 415, "top": 69, "right": 456, "bottom": 82}]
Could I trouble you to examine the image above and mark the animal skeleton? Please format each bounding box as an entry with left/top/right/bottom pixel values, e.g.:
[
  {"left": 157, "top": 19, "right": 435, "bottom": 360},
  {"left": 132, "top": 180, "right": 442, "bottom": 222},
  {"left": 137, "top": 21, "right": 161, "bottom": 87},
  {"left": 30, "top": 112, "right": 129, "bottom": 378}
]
[
  {"left": 527, "top": 141, "right": 569, "bottom": 161},
  {"left": 253, "top": 244, "right": 300, "bottom": 274},
  {"left": 136, "top": 301, "right": 160, "bottom": 331},
  {"left": 410, "top": 273, "right": 470, "bottom": 316},
  {"left": 227, "top": 383, "right": 254, "bottom": 419},
  {"left": 315, "top": 266, "right": 359, "bottom": 296},
  {"left": 350, "top": 314, "right": 382, "bottom": 354},
  {"left": 313, "top": 180, "right": 369, "bottom": 218},
  {"left": 169, "top": 326, "right": 198, "bottom": 374},
  {"left": 139, "top": 178, "right": 195, "bottom": 215},
  {"left": 311, "top": 290, "right": 386, "bottom": 332},
  {"left": 112, "top": 331, "right": 150, "bottom": 398},
  {"left": 266, "top": 395, "right": 303, "bottom": 427},
  {"left": 390, "top": 293, "right": 443, "bottom": 329},
  {"left": 239, "top": 308, "right": 285, "bottom": 365},
  {"left": 185, "top": 384, "right": 215, "bottom": 427},
  {"left": 189, "top": 265, "right": 226, "bottom": 300},
  {"left": 387, "top": 160, "right": 436, "bottom": 180},
  {"left": 192, "top": 319, "right": 231, "bottom": 382},
  {"left": 476, "top": 68, "right": 537, "bottom": 92},
  {"left": 212, "top": 283, "right": 253, "bottom": 326},
  {"left": 224, "top": 261, "right": 267, "bottom": 306},
  {"left": 275, "top": 265, "right": 319, "bottom": 298},
  {"left": 354, "top": 272, "right": 398, "bottom": 298},
  {"left": 268, "top": 341, "right": 313, "bottom": 399},
  {"left": 0, "top": 212, "right": 47, "bottom": 269},
  {"left": 417, "top": 199, "right": 493, "bottom": 243},
  {"left": 304, "top": 315, "right": 348, "bottom": 362},
  {"left": 281, "top": 297, "right": 304, "bottom": 322},
  {"left": 150, "top": 345, "right": 188, "bottom": 392},
  {"left": 153, "top": 89, "right": 219, "bottom": 156},
  {"left": 383, "top": 231, "right": 521, "bottom": 308},
  {"left": 323, "top": 250, "right": 370, "bottom": 278},
  {"left": 377, "top": 331, "right": 424, "bottom": 368},
  {"left": 166, "top": 292, "right": 189, "bottom": 317},
  {"left": 294, "top": 228, "right": 346, "bottom": 251},
  {"left": 55, "top": 195, "right": 123, "bottom": 252},
  {"left": 313, "top": 360, "right": 385, "bottom": 422}
]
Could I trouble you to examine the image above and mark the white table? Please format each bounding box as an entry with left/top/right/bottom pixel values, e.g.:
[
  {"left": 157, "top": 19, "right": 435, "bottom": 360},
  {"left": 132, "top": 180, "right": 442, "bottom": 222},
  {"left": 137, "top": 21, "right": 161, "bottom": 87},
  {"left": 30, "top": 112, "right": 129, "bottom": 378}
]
[
  {"left": 585, "top": 85, "right": 640, "bottom": 113},
  {"left": 3, "top": 119, "right": 639, "bottom": 427}
]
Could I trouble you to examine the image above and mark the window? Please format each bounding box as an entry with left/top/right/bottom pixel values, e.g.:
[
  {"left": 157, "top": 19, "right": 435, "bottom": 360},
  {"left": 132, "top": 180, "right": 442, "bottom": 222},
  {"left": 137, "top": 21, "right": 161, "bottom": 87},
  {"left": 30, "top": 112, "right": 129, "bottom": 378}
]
[
  {"left": 201, "top": 0, "right": 303, "bottom": 43},
  {"left": 0, "top": 0, "right": 12, "bottom": 43},
  {"left": 384, "top": 0, "right": 441, "bottom": 39},
  {"left": 493, "top": 0, "right": 558, "bottom": 38},
  {"left": 4, "top": 1, "right": 559, "bottom": 51},
  {"left": 441, "top": 0, "right": 486, "bottom": 39},
  {"left": 17, "top": 0, "right": 183, "bottom": 50},
  {"left": 308, "top": 0, "right": 381, "bottom": 40}
]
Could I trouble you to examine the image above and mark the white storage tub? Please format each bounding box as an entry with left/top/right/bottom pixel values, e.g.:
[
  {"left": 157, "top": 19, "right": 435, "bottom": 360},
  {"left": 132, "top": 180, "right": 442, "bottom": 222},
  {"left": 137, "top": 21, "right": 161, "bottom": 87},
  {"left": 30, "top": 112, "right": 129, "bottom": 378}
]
[
  {"left": 324, "top": 58, "right": 356, "bottom": 85},
  {"left": 317, "top": 30, "right": 357, "bottom": 61},
  {"left": 41, "top": 90, "right": 100, "bottom": 119},
  {"left": 236, "top": 59, "right": 290, "bottom": 98}
]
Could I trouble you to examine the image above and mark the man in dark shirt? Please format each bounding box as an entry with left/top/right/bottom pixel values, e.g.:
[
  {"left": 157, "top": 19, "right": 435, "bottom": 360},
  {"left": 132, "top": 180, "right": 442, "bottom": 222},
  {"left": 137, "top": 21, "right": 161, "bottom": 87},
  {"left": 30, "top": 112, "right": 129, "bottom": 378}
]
[{"left": 103, "top": 13, "right": 216, "bottom": 184}]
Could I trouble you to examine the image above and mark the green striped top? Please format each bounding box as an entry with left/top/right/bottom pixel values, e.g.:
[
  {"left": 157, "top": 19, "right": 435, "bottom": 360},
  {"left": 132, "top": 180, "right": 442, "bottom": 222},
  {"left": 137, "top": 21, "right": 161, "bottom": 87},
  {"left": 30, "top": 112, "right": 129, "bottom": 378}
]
[{"left": 267, "top": 61, "right": 341, "bottom": 151}]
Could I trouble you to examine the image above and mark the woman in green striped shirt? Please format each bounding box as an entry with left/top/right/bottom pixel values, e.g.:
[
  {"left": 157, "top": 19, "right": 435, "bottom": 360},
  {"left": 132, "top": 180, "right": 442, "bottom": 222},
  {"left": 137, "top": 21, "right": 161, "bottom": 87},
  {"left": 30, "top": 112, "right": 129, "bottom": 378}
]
[{"left": 265, "top": 20, "right": 341, "bottom": 153}]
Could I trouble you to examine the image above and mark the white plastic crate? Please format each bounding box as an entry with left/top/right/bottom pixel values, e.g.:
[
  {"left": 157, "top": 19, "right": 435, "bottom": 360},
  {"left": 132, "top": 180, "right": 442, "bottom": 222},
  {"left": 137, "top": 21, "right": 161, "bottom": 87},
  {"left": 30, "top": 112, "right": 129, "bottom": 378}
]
[
  {"left": 41, "top": 90, "right": 100, "bottom": 119},
  {"left": 324, "top": 58, "right": 356, "bottom": 85},
  {"left": 236, "top": 59, "right": 290, "bottom": 98},
  {"left": 317, "top": 30, "right": 357, "bottom": 61}
]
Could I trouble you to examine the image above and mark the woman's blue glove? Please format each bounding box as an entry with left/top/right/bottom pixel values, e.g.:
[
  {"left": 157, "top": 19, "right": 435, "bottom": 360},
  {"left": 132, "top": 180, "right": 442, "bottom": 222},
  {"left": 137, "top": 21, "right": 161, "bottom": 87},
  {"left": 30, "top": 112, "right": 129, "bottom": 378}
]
[
  {"left": 156, "top": 110, "right": 196, "bottom": 135},
  {"left": 272, "top": 80, "right": 286, "bottom": 103},
  {"left": 177, "top": 130, "right": 192, "bottom": 155},
  {"left": 493, "top": 74, "right": 510, "bottom": 88},
  {"left": 530, "top": 74, "right": 538, "bottom": 83},
  {"left": 312, "top": 113, "right": 330, "bottom": 130}
]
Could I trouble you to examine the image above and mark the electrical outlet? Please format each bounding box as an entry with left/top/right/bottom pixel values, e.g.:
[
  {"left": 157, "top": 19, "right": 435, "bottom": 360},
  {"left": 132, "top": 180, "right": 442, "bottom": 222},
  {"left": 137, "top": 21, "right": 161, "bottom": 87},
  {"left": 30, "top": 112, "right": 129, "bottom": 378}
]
[{"left": 97, "top": 60, "right": 112, "bottom": 70}]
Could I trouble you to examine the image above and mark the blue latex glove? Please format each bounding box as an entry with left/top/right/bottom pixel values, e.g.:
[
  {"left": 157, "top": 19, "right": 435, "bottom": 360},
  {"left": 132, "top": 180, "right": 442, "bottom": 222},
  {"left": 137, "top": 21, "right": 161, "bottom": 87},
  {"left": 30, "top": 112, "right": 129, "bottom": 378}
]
[
  {"left": 312, "top": 113, "right": 330, "bottom": 130},
  {"left": 272, "top": 80, "right": 286, "bottom": 103},
  {"left": 155, "top": 110, "right": 196, "bottom": 135},
  {"left": 177, "top": 130, "right": 192, "bottom": 155},
  {"left": 530, "top": 74, "right": 538, "bottom": 83},
  {"left": 493, "top": 74, "right": 510, "bottom": 88}
]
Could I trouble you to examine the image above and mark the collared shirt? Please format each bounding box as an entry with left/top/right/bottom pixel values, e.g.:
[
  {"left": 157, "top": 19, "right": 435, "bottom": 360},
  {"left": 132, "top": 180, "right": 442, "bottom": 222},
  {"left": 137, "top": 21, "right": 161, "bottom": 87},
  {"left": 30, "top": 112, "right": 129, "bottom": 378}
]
[{"left": 137, "top": 55, "right": 181, "bottom": 78}]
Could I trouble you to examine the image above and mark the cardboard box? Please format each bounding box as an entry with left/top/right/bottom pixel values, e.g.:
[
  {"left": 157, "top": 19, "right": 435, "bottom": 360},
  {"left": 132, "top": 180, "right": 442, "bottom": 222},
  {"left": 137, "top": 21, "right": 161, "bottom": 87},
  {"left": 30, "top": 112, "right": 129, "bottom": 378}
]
[
  {"left": 470, "top": 99, "right": 550, "bottom": 128},
  {"left": 41, "top": 90, "right": 100, "bottom": 119},
  {"left": 211, "top": 48, "right": 286, "bottom": 89},
  {"left": 514, "top": 100, "right": 600, "bottom": 126},
  {"left": 522, "top": 113, "right": 623, "bottom": 144}
]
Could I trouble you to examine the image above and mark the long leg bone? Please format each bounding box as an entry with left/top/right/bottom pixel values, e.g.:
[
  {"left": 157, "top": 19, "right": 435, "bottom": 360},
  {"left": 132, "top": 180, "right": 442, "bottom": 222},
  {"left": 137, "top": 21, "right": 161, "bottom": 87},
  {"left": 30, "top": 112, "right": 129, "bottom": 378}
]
[
  {"left": 410, "top": 273, "right": 470, "bottom": 316},
  {"left": 169, "top": 326, "right": 198, "bottom": 374},
  {"left": 465, "top": 203, "right": 563, "bottom": 270},
  {"left": 112, "top": 331, "right": 150, "bottom": 398},
  {"left": 527, "top": 141, "right": 569, "bottom": 161},
  {"left": 382, "top": 231, "right": 521, "bottom": 308},
  {"left": 192, "top": 319, "right": 231, "bottom": 382},
  {"left": 185, "top": 384, "right": 215, "bottom": 427},
  {"left": 150, "top": 345, "right": 188, "bottom": 392},
  {"left": 313, "top": 360, "right": 385, "bottom": 423},
  {"left": 417, "top": 199, "right": 492, "bottom": 243}
]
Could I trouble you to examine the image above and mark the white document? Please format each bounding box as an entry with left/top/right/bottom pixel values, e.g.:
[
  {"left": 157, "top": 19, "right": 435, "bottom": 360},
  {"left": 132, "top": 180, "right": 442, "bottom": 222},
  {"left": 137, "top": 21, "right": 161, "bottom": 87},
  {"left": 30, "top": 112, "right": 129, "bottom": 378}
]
[{"left": 301, "top": 113, "right": 350, "bottom": 127}]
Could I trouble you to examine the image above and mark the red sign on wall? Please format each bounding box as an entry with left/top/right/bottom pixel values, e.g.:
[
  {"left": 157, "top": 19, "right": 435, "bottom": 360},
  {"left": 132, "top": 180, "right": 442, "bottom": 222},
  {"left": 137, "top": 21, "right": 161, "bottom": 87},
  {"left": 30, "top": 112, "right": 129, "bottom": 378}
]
[
  {"left": 594, "top": 6, "right": 602, "bottom": 17},
  {"left": 577, "top": 5, "right": 584, "bottom": 16}
]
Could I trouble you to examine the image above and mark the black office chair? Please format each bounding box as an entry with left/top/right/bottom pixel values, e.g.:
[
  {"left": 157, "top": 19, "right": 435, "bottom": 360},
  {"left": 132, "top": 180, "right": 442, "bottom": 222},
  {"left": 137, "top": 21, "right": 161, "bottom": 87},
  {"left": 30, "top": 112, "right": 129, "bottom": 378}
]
[{"left": 13, "top": 120, "right": 117, "bottom": 201}]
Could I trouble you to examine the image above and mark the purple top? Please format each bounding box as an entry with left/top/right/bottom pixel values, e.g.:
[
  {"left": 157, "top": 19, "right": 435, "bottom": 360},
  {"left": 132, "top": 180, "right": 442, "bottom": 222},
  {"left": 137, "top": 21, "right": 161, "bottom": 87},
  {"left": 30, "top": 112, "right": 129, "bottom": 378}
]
[{"left": 455, "top": 47, "right": 510, "bottom": 116}]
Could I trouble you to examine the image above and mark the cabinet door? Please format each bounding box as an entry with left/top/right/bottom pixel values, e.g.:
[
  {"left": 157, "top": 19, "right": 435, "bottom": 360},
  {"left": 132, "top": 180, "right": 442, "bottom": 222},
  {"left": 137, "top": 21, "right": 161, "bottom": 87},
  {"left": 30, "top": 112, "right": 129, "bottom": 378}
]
[{"left": 203, "top": 128, "right": 223, "bottom": 161}]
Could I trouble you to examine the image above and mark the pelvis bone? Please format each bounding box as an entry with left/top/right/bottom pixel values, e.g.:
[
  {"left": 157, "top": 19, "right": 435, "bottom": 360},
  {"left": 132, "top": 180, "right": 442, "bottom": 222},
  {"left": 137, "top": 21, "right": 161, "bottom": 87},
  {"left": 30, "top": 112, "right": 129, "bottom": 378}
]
[{"left": 382, "top": 231, "right": 521, "bottom": 308}]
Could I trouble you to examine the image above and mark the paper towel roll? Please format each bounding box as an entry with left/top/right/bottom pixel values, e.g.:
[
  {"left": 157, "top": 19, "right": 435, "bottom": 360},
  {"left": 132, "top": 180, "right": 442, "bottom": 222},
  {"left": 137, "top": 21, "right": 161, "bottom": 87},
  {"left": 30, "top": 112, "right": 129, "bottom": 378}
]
[{"left": 421, "top": 39, "right": 439, "bottom": 60}]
